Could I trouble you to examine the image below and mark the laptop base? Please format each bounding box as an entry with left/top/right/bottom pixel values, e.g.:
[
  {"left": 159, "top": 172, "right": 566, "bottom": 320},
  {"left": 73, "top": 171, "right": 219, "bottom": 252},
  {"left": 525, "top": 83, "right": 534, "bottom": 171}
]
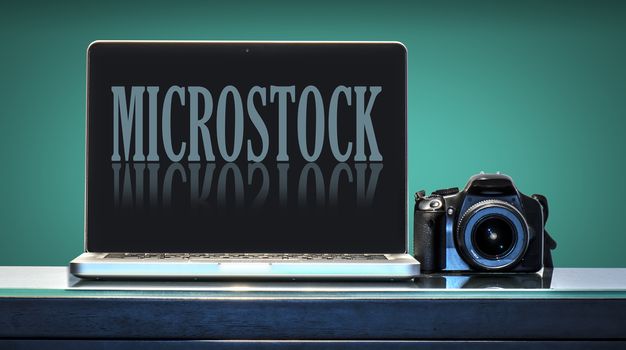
[{"left": 70, "top": 253, "right": 420, "bottom": 280}]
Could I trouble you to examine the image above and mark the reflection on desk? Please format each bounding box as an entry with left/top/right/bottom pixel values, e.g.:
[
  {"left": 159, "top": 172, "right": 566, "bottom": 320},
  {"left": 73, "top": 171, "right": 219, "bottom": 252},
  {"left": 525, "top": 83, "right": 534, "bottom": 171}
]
[
  {"left": 68, "top": 270, "right": 551, "bottom": 291},
  {"left": 414, "top": 271, "right": 551, "bottom": 289},
  {"left": 2, "top": 267, "right": 626, "bottom": 294}
]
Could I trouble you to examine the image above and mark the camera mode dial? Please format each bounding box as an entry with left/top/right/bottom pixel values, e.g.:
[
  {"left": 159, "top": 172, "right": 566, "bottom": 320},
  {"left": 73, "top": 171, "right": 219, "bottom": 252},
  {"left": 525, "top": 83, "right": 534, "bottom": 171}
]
[{"left": 432, "top": 187, "right": 459, "bottom": 196}]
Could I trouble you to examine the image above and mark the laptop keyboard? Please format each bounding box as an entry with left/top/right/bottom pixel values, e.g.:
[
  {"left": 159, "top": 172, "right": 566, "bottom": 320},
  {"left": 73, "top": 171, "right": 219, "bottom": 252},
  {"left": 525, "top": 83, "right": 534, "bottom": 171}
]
[{"left": 104, "top": 253, "right": 388, "bottom": 261}]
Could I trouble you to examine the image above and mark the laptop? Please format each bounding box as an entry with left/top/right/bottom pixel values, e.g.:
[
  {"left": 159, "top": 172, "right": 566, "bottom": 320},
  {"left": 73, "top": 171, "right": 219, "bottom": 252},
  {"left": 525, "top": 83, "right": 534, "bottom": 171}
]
[{"left": 70, "top": 41, "right": 419, "bottom": 279}]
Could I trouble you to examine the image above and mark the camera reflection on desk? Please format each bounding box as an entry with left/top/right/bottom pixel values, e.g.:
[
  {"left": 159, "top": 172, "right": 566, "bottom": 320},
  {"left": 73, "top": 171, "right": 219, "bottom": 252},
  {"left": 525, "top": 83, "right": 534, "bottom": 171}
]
[{"left": 414, "top": 269, "right": 553, "bottom": 289}]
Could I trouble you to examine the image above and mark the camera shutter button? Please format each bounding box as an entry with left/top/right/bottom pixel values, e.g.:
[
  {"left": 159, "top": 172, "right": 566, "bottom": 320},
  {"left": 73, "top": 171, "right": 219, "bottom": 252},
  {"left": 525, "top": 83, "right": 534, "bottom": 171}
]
[{"left": 418, "top": 198, "right": 444, "bottom": 211}]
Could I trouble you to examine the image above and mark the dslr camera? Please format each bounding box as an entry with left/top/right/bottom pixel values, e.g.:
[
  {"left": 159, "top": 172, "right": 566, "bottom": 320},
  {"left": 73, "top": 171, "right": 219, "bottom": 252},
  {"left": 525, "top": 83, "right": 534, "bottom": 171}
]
[{"left": 414, "top": 173, "right": 553, "bottom": 273}]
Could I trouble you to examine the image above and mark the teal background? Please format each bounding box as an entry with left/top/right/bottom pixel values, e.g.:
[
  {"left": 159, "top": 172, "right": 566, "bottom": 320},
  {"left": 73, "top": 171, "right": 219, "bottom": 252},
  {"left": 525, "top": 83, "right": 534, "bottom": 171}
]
[{"left": 1, "top": 0, "right": 625, "bottom": 267}]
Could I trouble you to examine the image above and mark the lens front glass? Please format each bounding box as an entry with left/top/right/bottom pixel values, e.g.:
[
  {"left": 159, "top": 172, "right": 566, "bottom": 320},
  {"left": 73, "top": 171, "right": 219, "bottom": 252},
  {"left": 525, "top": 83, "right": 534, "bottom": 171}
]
[{"left": 472, "top": 216, "right": 516, "bottom": 259}]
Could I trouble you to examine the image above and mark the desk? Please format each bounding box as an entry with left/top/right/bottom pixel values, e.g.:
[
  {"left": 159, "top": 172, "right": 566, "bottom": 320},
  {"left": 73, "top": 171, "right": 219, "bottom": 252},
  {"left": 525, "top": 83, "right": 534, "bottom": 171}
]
[{"left": 1, "top": 267, "right": 625, "bottom": 349}]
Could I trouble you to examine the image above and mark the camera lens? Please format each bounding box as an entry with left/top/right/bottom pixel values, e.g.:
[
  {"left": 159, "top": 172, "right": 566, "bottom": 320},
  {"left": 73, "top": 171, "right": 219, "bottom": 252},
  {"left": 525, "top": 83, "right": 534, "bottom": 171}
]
[
  {"left": 472, "top": 216, "right": 515, "bottom": 259},
  {"left": 456, "top": 199, "right": 529, "bottom": 271}
]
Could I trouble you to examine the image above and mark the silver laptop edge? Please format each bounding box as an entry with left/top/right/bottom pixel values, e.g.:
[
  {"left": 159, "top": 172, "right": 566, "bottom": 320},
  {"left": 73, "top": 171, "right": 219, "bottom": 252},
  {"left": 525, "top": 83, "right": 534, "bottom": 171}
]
[{"left": 70, "top": 253, "right": 419, "bottom": 280}]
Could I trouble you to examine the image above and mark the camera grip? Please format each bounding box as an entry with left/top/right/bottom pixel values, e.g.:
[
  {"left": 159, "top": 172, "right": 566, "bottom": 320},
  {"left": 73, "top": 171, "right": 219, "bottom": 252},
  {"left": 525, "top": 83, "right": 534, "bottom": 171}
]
[{"left": 413, "top": 209, "right": 442, "bottom": 273}]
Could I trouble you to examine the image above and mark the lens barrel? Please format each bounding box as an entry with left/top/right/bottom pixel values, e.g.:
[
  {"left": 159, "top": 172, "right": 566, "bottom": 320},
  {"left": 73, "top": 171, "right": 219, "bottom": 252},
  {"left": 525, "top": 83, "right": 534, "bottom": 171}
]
[{"left": 456, "top": 199, "right": 529, "bottom": 270}]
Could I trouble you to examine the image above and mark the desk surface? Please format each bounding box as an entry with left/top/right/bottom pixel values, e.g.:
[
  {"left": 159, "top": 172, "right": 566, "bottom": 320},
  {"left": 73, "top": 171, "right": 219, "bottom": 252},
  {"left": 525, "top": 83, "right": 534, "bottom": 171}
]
[
  {"left": 1, "top": 267, "right": 626, "bottom": 298},
  {"left": 2, "top": 267, "right": 626, "bottom": 344}
]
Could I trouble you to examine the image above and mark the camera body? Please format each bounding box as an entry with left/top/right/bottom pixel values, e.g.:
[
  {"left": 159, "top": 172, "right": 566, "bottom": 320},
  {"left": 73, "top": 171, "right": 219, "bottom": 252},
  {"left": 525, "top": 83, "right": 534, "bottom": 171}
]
[{"left": 414, "top": 173, "right": 545, "bottom": 273}]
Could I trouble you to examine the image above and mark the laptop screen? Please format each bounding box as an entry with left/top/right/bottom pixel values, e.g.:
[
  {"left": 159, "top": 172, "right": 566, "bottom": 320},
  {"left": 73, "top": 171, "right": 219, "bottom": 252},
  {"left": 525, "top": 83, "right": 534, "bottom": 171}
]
[{"left": 86, "top": 42, "right": 406, "bottom": 253}]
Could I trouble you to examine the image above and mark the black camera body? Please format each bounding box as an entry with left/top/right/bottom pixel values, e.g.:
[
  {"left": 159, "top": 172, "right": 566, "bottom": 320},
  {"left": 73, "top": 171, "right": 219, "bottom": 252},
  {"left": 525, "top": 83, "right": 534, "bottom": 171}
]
[{"left": 414, "top": 173, "right": 546, "bottom": 273}]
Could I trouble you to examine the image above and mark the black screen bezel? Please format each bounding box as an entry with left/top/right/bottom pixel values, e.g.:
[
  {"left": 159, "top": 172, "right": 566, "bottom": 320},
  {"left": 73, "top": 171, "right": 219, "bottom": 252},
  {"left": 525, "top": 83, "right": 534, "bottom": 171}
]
[{"left": 84, "top": 41, "right": 408, "bottom": 254}]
